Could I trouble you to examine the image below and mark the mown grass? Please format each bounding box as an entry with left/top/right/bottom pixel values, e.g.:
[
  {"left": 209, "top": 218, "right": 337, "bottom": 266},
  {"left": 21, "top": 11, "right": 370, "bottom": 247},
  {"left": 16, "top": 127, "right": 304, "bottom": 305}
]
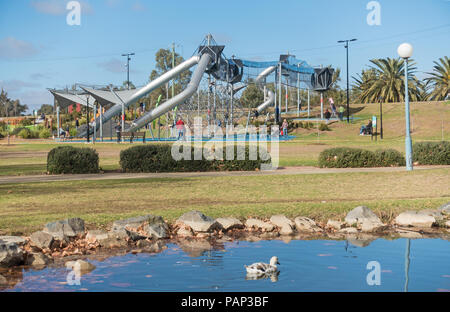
[{"left": 0, "top": 168, "right": 448, "bottom": 235}]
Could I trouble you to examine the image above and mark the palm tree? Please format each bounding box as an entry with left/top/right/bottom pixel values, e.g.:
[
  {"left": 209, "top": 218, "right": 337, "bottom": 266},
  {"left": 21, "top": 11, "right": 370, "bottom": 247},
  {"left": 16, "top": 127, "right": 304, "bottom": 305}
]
[
  {"left": 424, "top": 56, "right": 450, "bottom": 100},
  {"left": 357, "top": 57, "right": 421, "bottom": 103}
]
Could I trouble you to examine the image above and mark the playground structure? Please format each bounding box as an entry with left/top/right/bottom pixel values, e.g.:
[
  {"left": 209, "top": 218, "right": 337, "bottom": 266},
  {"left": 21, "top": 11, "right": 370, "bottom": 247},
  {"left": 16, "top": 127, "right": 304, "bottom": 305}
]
[{"left": 48, "top": 34, "right": 334, "bottom": 141}]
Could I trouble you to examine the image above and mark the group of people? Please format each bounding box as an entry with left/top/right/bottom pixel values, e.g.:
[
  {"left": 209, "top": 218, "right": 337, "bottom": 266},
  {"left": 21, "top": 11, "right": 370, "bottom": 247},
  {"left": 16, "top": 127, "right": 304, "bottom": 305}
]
[{"left": 324, "top": 98, "right": 345, "bottom": 122}]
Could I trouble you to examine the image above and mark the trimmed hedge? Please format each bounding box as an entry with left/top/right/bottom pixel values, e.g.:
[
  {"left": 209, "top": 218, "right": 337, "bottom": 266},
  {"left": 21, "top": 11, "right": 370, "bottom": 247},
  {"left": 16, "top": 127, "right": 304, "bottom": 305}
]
[
  {"left": 413, "top": 141, "right": 450, "bottom": 165},
  {"left": 120, "top": 144, "right": 271, "bottom": 173},
  {"left": 47, "top": 146, "right": 99, "bottom": 174},
  {"left": 319, "top": 147, "right": 405, "bottom": 168}
]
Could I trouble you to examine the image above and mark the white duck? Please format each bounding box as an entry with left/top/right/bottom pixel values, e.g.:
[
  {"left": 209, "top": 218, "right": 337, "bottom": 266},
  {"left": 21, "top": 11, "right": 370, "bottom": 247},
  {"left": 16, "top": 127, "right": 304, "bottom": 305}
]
[{"left": 245, "top": 256, "right": 280, "bottom": 275}]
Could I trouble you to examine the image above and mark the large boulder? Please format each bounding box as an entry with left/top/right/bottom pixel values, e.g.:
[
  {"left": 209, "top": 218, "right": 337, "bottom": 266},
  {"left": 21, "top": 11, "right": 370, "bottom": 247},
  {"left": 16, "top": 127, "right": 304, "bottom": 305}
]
[
  {"left": 112, "top": 215, "right": 169, "bottom": 239},
  {"left": 294, "top": 217, "right": 323, "bottom": 233},
  {"left": 245, "top": 218, "right": 274, "bottom": 232},
  {"left": 43, "top": 218, "right": 85, "bottom": 239},
  {"left": 395, "top": 211, "right": 436, "bottom": 228},
  {"left": 438, "top": 202, "right": 450, "bottom": 215},
  {"left": 25, "top": 252, "right": 52, "bottom": 267},
  {"left": 345, "top": 206, "right": 382, "bottom": 225},
  {"left": 65, "top": 259, "right": 96, "bottom": 275},
  {"left": 270, "top": 215, "right": 295, "bottom": 235},
  {"left": 30, "top": 231, "right": 54, "bottom": 249},
  {"left": 86, "top": 230, "right": 109, "bottom": 243},
  {"left": 176, "top": 211, "right": 222, "bottom": 233},
  {"left": 0, "top": 242, "right": 24, "bottom": 267},
  {"left": 215, "top": 217, "right": 244, "bottom": 231},
  {"left": 0, "top": 236, "right": 26, "bottom": 246}
]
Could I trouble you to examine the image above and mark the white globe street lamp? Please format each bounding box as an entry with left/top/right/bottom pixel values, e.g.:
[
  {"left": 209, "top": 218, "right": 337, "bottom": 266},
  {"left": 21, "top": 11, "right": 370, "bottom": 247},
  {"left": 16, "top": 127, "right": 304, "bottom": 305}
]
[{"left": 397, "top": 43, "right": 414, "bottom": 171}]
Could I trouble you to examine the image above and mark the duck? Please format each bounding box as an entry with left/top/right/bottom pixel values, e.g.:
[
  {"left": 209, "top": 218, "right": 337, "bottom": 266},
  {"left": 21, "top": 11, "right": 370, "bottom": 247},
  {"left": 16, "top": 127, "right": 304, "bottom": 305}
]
[{"left": 244, "top": 256, "right": 280, "bottom": 275}]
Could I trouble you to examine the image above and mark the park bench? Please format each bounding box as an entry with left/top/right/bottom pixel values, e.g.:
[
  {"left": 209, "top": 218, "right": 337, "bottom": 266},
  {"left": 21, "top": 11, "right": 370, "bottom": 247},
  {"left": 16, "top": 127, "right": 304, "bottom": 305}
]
[{"left": 121, "top": 131, "right": 146, "bottom": 143}]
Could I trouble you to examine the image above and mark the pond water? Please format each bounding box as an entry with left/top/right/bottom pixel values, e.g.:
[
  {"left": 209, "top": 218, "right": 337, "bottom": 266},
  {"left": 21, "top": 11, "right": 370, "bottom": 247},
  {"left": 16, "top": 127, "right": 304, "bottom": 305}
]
[{"left": 3, "top": 238, "right": 450, "bottom": 292}]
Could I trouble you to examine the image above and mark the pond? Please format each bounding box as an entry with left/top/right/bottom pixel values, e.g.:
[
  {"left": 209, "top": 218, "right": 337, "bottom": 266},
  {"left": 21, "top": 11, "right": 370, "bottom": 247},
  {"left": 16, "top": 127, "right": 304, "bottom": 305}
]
[{"left": 2, "top": 237, "right": 450, "bottom": 292}]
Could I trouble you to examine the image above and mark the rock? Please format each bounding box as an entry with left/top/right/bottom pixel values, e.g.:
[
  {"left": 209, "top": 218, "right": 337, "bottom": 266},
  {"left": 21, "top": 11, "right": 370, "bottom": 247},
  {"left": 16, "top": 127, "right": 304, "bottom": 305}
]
[
  {"left": 176, "top": 227, "right": 194, "bottom": 237},
  {"left": 270, "top": 215, "right": 295, "bottom": 235},
  {"left": 0, "top": 236, "right": 26, "bottom": 246},
  {"left": 326, "top": 220, "right": 345, "bottom": 230},
  {"left": 97, "top": 232, "right": 128, "bottom": 248},
  {"left": 0, "top": 242, "right": 24, "bottom": 267},
  {"left": 30, "top": 231, "right": 54, "bottom": 249},
  {"left": 445, "top": 220, "right": 450, "bottom": 228},
  {"left": 25, "top": 252, "right": 51, "bottom": 267},
  {"left": 339, "top": 227, "right": 359, "bottom": 234},
  {"left": 142, "top": 222, "right": 169, "bottom": 239},
  {"left": 438, "top": 202, "right": 450, "bottom": 215},
  {"left": 245, "top": 218, "right": 274, "bottom": 232},
  {"left": 65, "top": 259, "right": 96, "bottom": 275},
  {"left": 215, "top": 217, "right": 244, "bottom": 231},
  {"left": 395, "top": 229, "right": 423, "bottom": 239},
  {"left": 419, "top": 209, "right": 444, "bottom": 221},
  {"left": 345, "top": 206, "right": 382, "bottom": 225},
  {"left": 395, "top": 211, "right": 436, "bottom": 228},
  {"left": 294, "top": 217, "right": 323, "bottom": 232},
  {"left": 112, "top": 215, "right": 169, "bottom": 239},
  {"left": 360, "top": 220, "right": 388, "bottom": 233},
  {"left": 43, "top": 218, "right": 85, "bottom": 239},
  {"left": 176, "top": 211, "right": 222, "bottom": 233},
  {"left": 86, "top": 230, "right": 109, "bottom": 242}
]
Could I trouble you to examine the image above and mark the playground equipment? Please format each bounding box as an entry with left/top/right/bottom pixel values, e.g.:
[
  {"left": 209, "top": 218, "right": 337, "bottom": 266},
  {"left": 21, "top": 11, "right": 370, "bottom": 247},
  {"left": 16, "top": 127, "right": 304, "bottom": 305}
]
[{"left": 49, "top": 34, "right": 335, "bottom": 140}]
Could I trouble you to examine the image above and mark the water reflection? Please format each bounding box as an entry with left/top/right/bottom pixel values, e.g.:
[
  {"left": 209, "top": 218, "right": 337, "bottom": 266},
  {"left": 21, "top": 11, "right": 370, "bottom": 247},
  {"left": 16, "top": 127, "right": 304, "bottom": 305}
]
[
  {"left": 245, "top": 271, "right": 280, "bottom": 283},
  {"left": 1, "top": 237, "right": 449, "bottom": 292}
]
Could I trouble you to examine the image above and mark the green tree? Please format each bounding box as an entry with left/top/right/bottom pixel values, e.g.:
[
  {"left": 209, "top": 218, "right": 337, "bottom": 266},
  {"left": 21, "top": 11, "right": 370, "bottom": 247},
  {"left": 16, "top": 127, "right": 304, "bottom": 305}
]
[
  {"left": 240, "top": 80, "right": 264, "bottom": 108},
  {"left": 424, "top": 56, "right": 450, "bottom": 101},
  {"left": 38, "top": 104, "right": 54, "bottom": 115},
  {"left": 357, "top": 57, "right": 421, "bottom": 103},
  {"left": 146, "top": 48, "right": 192, "bottom": 109},
  {"left": 0, "top": 89, "right": 28, "bottom": 117}
]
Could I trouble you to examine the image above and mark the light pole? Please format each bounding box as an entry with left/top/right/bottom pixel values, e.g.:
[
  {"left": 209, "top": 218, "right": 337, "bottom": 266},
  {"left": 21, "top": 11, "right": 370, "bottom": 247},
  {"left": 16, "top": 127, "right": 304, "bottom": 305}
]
[
  {"left": 337, "top": 38, "right": 357, "bottom": 123},
  {"left": 397, "top": 43, "right": 414, "bottom": 171},
  {"left": 122, "top": 52, "right": 135, "bottom": 90}
]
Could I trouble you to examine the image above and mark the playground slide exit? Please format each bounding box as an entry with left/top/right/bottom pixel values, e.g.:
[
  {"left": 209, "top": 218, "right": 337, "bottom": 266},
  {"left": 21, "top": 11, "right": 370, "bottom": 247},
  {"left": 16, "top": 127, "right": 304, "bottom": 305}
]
[{"left": 255, "top": 66, "right": 276, "bottom": 114}]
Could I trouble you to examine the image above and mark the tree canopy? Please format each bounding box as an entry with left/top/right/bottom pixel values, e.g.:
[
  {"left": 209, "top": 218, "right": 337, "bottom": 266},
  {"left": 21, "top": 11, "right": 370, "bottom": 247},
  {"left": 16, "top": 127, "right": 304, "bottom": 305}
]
[{"left": 0, "top": 89, "right": 28, "bottom": 117}]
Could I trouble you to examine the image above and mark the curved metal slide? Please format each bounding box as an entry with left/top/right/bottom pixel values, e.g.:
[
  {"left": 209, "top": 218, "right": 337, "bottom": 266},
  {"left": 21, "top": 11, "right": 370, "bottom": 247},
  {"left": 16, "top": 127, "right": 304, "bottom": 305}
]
[
  {"left": 78, "top": 55, "right": 201, "bottom": 137},
  {"left": 255, "top": 66, "right": 276, "bottom": 114}
]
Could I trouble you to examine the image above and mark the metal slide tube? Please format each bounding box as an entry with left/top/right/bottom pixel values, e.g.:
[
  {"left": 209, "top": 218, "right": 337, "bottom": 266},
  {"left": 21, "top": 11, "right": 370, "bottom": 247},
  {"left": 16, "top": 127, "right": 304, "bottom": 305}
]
[
  {"left": 129, "top": 53, "right": 212, "bottom": 131},
  {"left": 81, "top": 55, "right": 200, "bottom": 136},
  {"left": 256, "top": 66, "right": 276, "bottom": 113}
]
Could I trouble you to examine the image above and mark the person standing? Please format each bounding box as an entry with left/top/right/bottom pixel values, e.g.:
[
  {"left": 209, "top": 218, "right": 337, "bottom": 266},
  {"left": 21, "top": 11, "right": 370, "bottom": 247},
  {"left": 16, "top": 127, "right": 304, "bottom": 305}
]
[
  {"left": 176, "top": 117, "right": 185, "bottom": 140},
  {"left": 329, "top": 97, "right": 337, "bottom": 118},
  {"left": 115, "top": 121, "right": 122, "bottom": 143},
  {"left": 324, "top": 109, "right": 331, "bottom": 123},
  {"left": 75, "top": 117, "right": 79, "bottom": 130},
  {"left": 282, "top": 119, "right": 289, "bottom": 137},
  {"left": 338, "top": 106, "right": 345, "bottom": 121}
]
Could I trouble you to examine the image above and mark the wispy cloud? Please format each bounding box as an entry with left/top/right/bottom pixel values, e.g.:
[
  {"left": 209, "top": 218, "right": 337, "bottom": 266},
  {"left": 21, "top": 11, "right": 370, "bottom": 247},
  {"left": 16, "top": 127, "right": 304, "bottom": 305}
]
[
  {"left": 131, "top": 1, "right": 147, "bottom": 12},
  {"left": 0, "top": 80, "right": 41, "bottom": 93},
  {"left": 0, "top": 37, "right": 39, "bottom": 60},
  {"left": 30, "top": 0, "right": 94, "bottom": 16}
]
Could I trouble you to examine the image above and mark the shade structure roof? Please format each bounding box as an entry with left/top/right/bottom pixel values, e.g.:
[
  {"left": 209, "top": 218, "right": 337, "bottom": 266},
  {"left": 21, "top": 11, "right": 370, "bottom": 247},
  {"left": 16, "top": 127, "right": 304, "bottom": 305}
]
[
  {"left": 48, "top": 89, "right": 96, "bottom": 109},
  {"left": 80, "top": 86, "right": 143, "bottom": 107}
]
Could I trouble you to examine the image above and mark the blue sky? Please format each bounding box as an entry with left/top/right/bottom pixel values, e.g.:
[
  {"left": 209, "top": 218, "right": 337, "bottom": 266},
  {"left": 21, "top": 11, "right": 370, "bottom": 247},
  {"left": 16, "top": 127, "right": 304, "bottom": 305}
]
[{"left": 0, "top": 0, "right": 449, "bottom": 112}]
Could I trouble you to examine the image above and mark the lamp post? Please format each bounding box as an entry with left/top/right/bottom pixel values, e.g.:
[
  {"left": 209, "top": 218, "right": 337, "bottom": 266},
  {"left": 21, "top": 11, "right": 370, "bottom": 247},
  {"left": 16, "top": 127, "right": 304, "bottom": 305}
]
[
  {"left": 397, "top": 43, "right": 414, "bottom": 171},
  {"left": 122, "top": 52, "right": 135, "bottom": 90},
  {"left": 337, "top": 38, "right": 357, "bottom": 123}
]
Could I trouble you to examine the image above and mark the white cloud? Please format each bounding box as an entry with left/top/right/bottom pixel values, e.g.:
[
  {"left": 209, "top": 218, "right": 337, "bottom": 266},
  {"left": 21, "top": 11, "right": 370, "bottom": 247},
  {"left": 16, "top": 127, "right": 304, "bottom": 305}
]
[
  {"left": 0, "top": 37, "right": 39, "bottom": 59},
  {"left": 131, "top": 1, "right": 146, "bottom": 12},
  {"left": 0, "top": 80, "right": 41, "bottom": 93}
]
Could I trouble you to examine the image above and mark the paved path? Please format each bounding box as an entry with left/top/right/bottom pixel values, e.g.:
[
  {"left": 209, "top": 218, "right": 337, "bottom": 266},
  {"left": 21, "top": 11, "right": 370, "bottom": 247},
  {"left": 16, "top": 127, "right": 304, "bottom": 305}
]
[{"left": 0, "top": 165, "right": 448, "bottom": 185}]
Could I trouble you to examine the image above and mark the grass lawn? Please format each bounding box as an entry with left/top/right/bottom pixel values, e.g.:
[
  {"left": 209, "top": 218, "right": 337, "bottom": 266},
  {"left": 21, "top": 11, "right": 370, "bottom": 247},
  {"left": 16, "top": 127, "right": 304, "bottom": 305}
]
[
  {"left": 0, "top": 168, "right": 448, "bottom": 235},
  {"left": 1, "top": 101, "right": 448, "bottom": 176}
]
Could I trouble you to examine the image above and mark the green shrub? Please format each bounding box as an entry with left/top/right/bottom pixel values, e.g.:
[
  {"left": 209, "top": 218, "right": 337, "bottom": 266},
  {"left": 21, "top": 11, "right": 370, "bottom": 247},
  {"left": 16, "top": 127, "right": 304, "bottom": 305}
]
[
  {"left": 319, "top": 123, "right": 331, "bottom": 131},
  {"left": 19, "top": 119, "right": 33, "bottom": 126},
  {"left": 318, "top": 147, "right": 406, "bottom": 168},
  {"left": 413, "top": 141, "right": 450, "bottom": 165},
  {"left": 47, "top": 146, "right": 99, "bottom": 174},
  {"left": 39, "top": 128, "right": 51, "bottom": 139},
  {"left": 69, "top": 128, "right": 77, "bottom": 137},
  {"left": 120, "top": 144, "right": 270, "bottom": 173},
  {"left": 18, "top": 128, "right": 32, "bottom": 139},
  {"left": 374, "top": 149, "right": 406, "bottom": 167},
  {"left": 11, "top": 127, "right": 26, "bottom": 136}
]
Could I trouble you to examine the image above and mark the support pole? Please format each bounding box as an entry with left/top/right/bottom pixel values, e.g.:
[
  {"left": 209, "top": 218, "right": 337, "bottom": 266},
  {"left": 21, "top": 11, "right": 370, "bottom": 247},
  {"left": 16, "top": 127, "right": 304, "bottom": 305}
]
[
  {"left": 56, "top": 105, "right": 60, "bottom": 140},
  {"left": 93, "top": 103, "right": 97, "bottom": 143},
  {"left": 100, "top": 105, "right": 103, "bottom": 141},
  {"left": 307, "top": 88, "right": 310, "bottom": 118},
  {"left": 320, "top": 92, "right": 324, "bottom": 120},
  {"left": 404, "top": 58, "right": 413, "bottom": 171}
]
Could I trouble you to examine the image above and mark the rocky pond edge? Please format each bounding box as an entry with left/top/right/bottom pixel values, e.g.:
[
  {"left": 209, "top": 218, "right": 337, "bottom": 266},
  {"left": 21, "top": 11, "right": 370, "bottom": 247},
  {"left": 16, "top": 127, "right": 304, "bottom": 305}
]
[{"left": 1, "top": 203, "right": 449, "bottom": 280}]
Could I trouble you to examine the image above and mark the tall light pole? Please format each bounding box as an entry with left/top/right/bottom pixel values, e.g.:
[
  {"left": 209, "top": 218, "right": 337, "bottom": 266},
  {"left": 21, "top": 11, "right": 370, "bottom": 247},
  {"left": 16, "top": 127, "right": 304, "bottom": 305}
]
[
  {"left": 337, "top": 38, "right": 357, "bottom": 123},
  {"left": 122, "top": 52, "right": 135, "bottom": 90},
  {"left": 397, "top": 43, "right": 414, "bottom": 171}
]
